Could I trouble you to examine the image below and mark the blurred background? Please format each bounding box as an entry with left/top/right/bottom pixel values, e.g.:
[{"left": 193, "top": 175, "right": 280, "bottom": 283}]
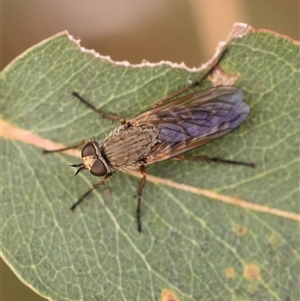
[
  {"left": 1, "top": 0, "right": 299, "bottom": 300},
  {"left": 2, "top": 0, "right": 299, "bottom": 70}
]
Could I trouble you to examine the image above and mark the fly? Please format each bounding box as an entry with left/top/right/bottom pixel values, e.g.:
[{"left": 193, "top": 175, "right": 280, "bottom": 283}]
[{"left": 44, "top": 49, "right": 254, "bottom": 232}]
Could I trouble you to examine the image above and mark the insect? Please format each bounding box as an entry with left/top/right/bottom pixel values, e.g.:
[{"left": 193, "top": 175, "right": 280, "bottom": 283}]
[{"left": 44, "top": 50, "right": 254, "bottom": 232}]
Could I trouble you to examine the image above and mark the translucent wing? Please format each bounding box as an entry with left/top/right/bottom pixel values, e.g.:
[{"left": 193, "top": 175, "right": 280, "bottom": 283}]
[{"left": 130, "top": 86, "right": 250, "bottom": 164}]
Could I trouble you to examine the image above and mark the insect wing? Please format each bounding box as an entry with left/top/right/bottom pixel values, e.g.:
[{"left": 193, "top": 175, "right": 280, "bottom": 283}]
[{"left": 131, "top": 86, "right": 250, "bottom": 163}]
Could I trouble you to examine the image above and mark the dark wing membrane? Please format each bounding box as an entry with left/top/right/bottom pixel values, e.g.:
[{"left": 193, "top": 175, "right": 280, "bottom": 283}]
[{"left": 131, "top": 86, "right": 250, "bottom": 164}]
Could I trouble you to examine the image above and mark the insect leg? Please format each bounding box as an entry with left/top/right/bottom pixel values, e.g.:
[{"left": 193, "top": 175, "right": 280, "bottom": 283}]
[
  {"left": 155, "top": 48, "right": 228, "bottom": 107},
  {"left": 173, "top": 155, "right": 255, "bottom": 168},
  {"left": 43, "top": 140, "right": 91, "bottom": 154},
  {"left": 70, "top": 173, "right": 114, "bottom": 210},
  {"left": 136, "top": 165, "right": 147, "bottom": 233},
  {"left": 72, "top": 92, "right": 127, "bottom": 125}
]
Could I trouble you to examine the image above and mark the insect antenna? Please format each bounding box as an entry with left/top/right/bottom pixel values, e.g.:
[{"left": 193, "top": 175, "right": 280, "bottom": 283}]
[{"left": 70, "top": 163, "right": 86, "bottom": 176}]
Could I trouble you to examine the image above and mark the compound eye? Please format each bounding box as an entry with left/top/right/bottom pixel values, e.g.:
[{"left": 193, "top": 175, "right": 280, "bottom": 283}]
[
  {"left": 82, "top": 143, "right": 96, "bottom": 158},
  {"left": 90, "top": 159, "right": 107, "bottom": 177}
]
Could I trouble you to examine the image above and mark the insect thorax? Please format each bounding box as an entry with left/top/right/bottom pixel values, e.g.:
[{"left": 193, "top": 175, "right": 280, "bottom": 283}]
[{"left": 102, "top": 124, "right": 159, "bottom": 171}]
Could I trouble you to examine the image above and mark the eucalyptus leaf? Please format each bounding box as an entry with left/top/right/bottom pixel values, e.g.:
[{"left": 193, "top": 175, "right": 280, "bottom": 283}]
[{"left": 1, "top": 25, "right": 299, "bottom": 301}]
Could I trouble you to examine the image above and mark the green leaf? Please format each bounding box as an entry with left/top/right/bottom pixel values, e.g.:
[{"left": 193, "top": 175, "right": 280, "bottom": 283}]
[{"left": 1, "top": 25, "right": 299, "bottom": 301}]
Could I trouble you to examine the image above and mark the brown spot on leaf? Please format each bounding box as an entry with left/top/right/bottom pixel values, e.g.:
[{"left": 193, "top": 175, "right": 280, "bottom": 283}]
[
  {"left": 225, "top": 267, "right": 236, "bottom": 279},
  {"left": 243, "top": 263, "right": 261, "bottom": 281},
  {"left": 237, "top": 225, "right": 247, "bottom": 235},
  {"left": 161, "top": 289, "right": 180, "bottom": 301},
  {"left": 209, "top": 68, "right": 240, "bottom": 86}
]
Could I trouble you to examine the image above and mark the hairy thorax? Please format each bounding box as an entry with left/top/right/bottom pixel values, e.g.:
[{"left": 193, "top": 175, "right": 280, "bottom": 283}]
[{"left": 102, "top": 124, "right": 159, "bottom": 170}]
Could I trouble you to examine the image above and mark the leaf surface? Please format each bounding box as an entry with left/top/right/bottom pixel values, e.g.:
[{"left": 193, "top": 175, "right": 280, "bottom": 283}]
[{"left": 1, "top": 25, "right": 299, "bottom": 301}]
